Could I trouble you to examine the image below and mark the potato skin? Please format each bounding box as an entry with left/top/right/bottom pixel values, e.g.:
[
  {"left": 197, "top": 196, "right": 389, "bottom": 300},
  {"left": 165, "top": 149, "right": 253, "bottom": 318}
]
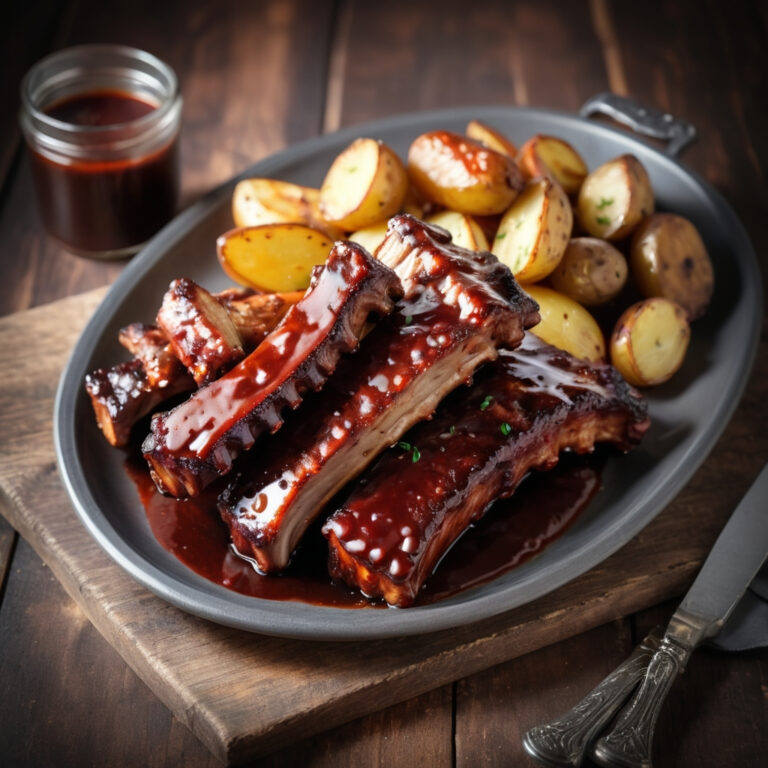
[
  {"left": 517, "top": 134, "right": 588, "bottom": 195},
  {"left": 408, "top": 130, "right": 524, "bottom": 215},
  {"left": 523, "top": 284, "right": 606, "bottom": 362},
  {"left": 577, "top": 154, "right": 654, "bottom": 240},
  {"left": 492, "top": 178, "right": 572, "bottom": 283},
  {"left": 550, "top": 237, "right": 628, "bottom": 306},
  {"left": 320, "top": 138, "right": 408, "bottom": 230},
  {"left": 610, "top": 298, "right": 690, "bottom": 387},
  {"left": 466, "top": 119, "right": 518, "bottom": 158},
  {"left": 630, "top": 213, "right": 714, "bottom": 320}
]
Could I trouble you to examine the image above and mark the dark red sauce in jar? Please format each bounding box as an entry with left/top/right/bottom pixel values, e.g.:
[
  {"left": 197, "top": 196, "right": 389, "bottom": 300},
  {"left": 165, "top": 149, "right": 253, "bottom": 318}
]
[
  {"left": 125, "top": 451, "right": 601, "bottom": 608},
  {"left": 28, "top": 90, "right": 179, "bottom": 256},
  {"left": 20, "top": 45, "right": 182, "bottom": 258}
]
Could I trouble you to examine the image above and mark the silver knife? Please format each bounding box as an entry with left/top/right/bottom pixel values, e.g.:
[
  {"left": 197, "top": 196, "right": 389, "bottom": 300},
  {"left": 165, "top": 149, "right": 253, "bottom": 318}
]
[{"left": 523, "top": 463, "right": 768, "bottom": 768}]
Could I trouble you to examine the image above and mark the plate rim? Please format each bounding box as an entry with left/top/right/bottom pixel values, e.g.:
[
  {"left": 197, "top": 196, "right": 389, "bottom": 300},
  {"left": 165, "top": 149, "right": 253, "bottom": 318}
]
[{"left": 54, "top": 104, "right": 763, "bottom": 641}]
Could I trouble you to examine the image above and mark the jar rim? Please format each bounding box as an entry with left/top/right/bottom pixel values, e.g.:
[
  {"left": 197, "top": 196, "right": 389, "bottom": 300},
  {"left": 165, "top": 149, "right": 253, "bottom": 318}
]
[{"left": 20, "top": 43, "right": 180, "bottom": 139}]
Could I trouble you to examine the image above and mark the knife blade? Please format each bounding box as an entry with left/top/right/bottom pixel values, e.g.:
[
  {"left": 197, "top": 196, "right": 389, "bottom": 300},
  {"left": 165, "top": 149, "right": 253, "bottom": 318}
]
[{"left": 523, "top": 464, "right": 768, "bottom": 768}]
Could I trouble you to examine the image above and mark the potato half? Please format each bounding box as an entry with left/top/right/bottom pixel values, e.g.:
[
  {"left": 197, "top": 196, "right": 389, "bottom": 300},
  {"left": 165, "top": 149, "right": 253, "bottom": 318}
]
[
  {"left": 577, "top": 154, "right": 654, "bottom": 240},
  {"left": 492, "top": 178, "right": 572, "bottom": 283},
  {"left": 426, "top": 210, "right": 489, "bottom": 251},
  {"left": 348, "top": 221, "right": 389, "bottom": 255},
  {"left": 232, "top": 178, "right": 343, "bottom": 239},
  {"left": 217, "top": 224, "right": 332, "bottom": 293},
  {"left": 610, "top": 298, "right": 690, "bottom": 386},
  {"left": 630, "top": 213, "right": 714, "bottom": 320},
  {"left": 517, "top": 134, "right": 588, "bottom": 195},
  {"left": 523, "top": 284, "right": 606, "bottom": 362},
  {"left": 408, "top": 130, "right": 524, "bottom": 215},
  {"left": 466, "top": 119, "right": 518, "bottom": 158},
  {"left": 550, "top": 237, "right": 628, "bottom": 306},
  {"left": 320, "top": 138, "right": 408, "bottom": 230}
]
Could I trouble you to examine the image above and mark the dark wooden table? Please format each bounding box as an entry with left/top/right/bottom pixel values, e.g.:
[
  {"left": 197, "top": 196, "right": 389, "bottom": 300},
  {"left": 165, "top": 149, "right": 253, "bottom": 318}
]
[{"left": 1, "top": 1, "right": 766, "bottom": 766}]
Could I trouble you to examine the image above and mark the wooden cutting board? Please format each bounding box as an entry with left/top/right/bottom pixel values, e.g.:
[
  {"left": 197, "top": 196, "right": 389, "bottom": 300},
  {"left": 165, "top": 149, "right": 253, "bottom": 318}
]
[{"left": 0, "top": 289, "right": 742, "bottom": 765}]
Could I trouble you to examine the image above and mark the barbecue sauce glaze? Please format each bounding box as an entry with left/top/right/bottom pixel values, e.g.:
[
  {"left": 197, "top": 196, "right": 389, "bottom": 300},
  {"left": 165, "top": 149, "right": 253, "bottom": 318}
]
[
  {"left": 126, "top": 452, "right": 600, "bottom": 608},
  {"left": 30, "top": 89, "right": 179, "bottom": 254}
]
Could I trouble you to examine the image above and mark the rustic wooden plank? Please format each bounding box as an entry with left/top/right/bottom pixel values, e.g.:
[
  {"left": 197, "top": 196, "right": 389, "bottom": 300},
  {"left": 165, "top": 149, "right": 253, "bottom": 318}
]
[
  {"left": 0, "top": 0, "right": 337, "bottom": 316},
  {"left": 0, "top": 0, "right": 66, "bottom": 191},
  {"left": 0, "top": 516, "right": 15, "bottom": 596},
  {"left": 328, "top": 0, "right": 608, "bottom": 132},
  {"left": 455, "top": 620, "right": 633, "bottom": 767},
  {"left": 0, "top": 537, "right": 220, "bottom": 768},
  {"left": 256, "top": 686, "right": 454, "bottom": 768},
  {"left": 0, "top": 289, "right": 750, "bottom": 765},
  {"left": 633, "top": 602, "right": 768, "bottom": 768}
]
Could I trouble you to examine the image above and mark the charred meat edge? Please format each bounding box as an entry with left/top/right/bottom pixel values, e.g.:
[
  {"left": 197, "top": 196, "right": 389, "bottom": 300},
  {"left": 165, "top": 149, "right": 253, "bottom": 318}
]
[
  {"left": 84, "top": 289, "right": 300, "bottom": 447},
  {"left": 143, "top": 241, "right": 403, "bottom": 498},
  {"left": 324, "top": 334, "right": 650, "bottom": 607},
  {"left": 219, "top": 214, "right": 540, "bottom": 573}
]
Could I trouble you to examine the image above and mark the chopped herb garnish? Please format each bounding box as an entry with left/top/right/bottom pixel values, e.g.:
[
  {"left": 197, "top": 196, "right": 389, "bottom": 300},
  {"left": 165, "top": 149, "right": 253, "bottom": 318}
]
[
  {"left": 404, "top": 315, "right": 413, "bottom": 325},
  {"left": 347, "top": 166, "right": 358, "bottom": 173},
  {"left": 480, "top": 395, "right": 494, "bottom": 411},
  {"left": 398, "top": 440, "right": 420, "bottom": 462},
  {"left": 397, "top": 441, "right": 411, "bottom": 451},
  {"left": 597, "top": 197, "right": 614, "bottom": 209},
  {"left": 449, "top": 425, "right": 456, "bottom": 435},
  {"left": 596, "top": 215, "right": 611, "bottom": 225},
  {"left": 495, "top": 232, "right": 507, "bottom": 240},
  {"left": 411, "top": 447, "right": 421, "bottom": 463},
  {"left": 500, "top": 422, "right": 511, "bottom": 436},
  {"left": 514, "top": 219, "right": 523, "bottom": 229}
]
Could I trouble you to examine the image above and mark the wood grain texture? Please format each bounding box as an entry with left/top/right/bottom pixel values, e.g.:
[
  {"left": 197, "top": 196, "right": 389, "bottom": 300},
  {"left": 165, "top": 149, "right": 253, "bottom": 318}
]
[{"left": 0, "top": 289, "right": 750, "bottom": 764}]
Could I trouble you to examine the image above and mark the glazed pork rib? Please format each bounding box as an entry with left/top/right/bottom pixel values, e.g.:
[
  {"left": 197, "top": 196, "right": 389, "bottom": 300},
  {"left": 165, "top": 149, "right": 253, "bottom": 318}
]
[
  {"left": 143, "top": 241, "right": 402, "bottom": 498},
  {"left": 84, "top": 289, "right": 300, "bottom": 447},
  {"left": 323, "top": 333, "right": 650, "bottom": 607},
  {"left": 219, "top": 215, "right": 540, "bottom": 573}
]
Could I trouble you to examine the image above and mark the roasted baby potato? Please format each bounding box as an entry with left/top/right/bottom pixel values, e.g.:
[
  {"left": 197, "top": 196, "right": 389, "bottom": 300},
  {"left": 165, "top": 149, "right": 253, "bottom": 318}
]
[
  {"left": 408, "top": 130, "right": 524, "bottom": 215},
  {"left": 492, "top": 178, "right": 572, "bottom": 282},
  {"left": 523, "top": 284, "right": 606, "bottom": 362},
  {"left": 348, "top": 221, "right": 389, "bottom": 255},
  {"left": 577, "top": 154, "right": 654, "bottom": 240},
  {"left": 630, "top": 213, "right": 714, "bottom": 320},
  {"left": 232, "top": 178, "right": 343, "bottom": 239},
  {"left": 426, "top": 210, "right": 489, "bottom": 251},
  {"left": 610, "top": 298, "right": 690, "bottom": 386},
  {"left": 549, "top": 237, "right": 628, "bottom": 306},
  {"left": 466, "top": 119, "right": 518, "bottom": 158},
  {"left": 319, "top": 138, "right": 408, "bottom": 230},
  {"left": 217, "top": 224, "right": 332, "bottom": 293},
  {"left": 517, "top": 134, "right": 588, "bottom": 195}
]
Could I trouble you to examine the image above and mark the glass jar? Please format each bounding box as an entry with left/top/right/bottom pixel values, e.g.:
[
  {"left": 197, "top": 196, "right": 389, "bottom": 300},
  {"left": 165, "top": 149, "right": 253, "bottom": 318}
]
[{"left": 20, "top": 44, "right": 182, "bottom": 259}]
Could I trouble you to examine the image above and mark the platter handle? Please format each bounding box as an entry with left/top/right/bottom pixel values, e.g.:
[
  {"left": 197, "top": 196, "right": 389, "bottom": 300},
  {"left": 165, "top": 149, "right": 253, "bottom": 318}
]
[{"left": 579, "top": 93, "right": 696, "bottom": 157}]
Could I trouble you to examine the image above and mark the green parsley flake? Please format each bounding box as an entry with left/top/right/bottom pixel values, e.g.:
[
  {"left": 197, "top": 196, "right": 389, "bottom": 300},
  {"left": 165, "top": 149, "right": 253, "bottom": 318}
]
[
  {"left": 397, "top": 441, "right": 411, "bottom": 451},
  {"left": 596, "top": 215, "right": 611, "bottom": 226},
  {"left": 404, "top": 315, "right": 413, "bottom": 325},
  {"left": 347, "top": 166, "right": 358, "bottom": 173},
  {"left": 495, "top": 232, "right": 507, "bottom": 240},
  {"left": 597, "top": 197, "right": 614, "bottom": 209},
  {"left": 411, "top": 447, "right": 421, "bottom": 463},
  {"left": 480, "top": 395, "right": 494, "bottom": 411},
  {"left": 500, "top": 422, "right": 511, "bottom": 436},
  {"left": 449, "top": 425, "right": 456, "bottom": 435}
]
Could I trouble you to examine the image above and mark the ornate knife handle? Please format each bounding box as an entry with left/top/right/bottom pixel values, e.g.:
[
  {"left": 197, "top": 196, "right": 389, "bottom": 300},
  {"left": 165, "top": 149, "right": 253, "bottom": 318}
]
[
  {"left": 590, "top": 636, "right": 692, "bottom": 768},
  {"left": 580, "top": 92, "right": 697, "bottom": 157},
  {"left": 522, "top": 628, "right": 662, "bottom": 768}
]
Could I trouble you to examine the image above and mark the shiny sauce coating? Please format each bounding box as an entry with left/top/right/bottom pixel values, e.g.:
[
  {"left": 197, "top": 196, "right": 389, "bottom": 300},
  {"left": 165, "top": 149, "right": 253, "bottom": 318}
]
[{"left": 126, "top": 450, "right": 599, "bottom": 607}]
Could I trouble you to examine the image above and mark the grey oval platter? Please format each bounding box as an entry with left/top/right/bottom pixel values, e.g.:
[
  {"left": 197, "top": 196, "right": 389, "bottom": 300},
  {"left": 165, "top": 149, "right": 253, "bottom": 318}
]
[{"left": 55, "top": 105, "right": 762, "bottom": 641}]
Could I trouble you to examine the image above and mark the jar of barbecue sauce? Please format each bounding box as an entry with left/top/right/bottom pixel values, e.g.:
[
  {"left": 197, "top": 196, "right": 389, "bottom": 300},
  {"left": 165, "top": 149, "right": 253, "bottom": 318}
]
[{"left": 20, "top": 45, "right": 182, "bottom": 259}]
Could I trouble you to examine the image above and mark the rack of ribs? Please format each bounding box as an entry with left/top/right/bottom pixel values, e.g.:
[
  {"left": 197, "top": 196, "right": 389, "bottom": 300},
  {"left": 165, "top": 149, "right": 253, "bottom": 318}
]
[
  {"left": 322, "top": 333, "right": 650, "bottom": 607},
  {"left": 143, "top": 241, "right": 403, "bottom": 498},
  {"left": 84, "top": 287, "right": 300, "bottom": 447},
  {"left": 219, "top": 215, "right": 541, "bottom": 573}
]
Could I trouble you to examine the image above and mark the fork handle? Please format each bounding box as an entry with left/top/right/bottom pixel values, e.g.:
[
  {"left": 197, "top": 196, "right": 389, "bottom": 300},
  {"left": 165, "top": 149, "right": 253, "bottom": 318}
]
[
  {"left": 589, "top": 637, "right": 691, "bottom": 768},
  {"left": 522, "top": 628, "right": 662, "bottom": 768}
]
